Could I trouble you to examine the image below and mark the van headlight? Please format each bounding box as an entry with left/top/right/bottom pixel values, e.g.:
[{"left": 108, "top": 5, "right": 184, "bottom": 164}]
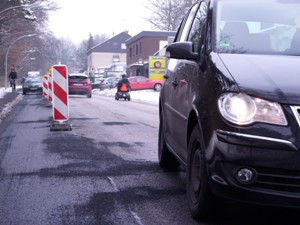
[{"left": 218, "top": 93, "right": 287, "bottom": 126}]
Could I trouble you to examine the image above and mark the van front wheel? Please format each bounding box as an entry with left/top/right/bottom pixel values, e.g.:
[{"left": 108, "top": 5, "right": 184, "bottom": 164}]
[{"left": 186, "top": 125, "right": 215, "bottom": 220}]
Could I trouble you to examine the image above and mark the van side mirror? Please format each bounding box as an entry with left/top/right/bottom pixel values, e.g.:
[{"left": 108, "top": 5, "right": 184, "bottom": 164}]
[{"left": 165, "top": 41, "right": 198, "bottom": 60}]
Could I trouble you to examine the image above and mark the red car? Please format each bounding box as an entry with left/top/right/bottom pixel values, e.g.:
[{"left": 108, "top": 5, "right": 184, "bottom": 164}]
[
  {"left": 68, "top": 74, "right": 92, "bottom": 98},
  {"left": 128, "top": 76, "right": 164, "bottom": 91}
]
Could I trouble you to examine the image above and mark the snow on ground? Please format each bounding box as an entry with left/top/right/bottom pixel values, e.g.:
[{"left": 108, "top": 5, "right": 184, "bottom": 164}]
[
  {"left": 0, "top": 86, "right": 159, "bottom": 123},
  {"left": 0, "top": 86, "right": 160, "bottom": 105},
  {"left": 93, "top": 88, "right": 160, "bottom": 105},
  {"left": 0, "top": 87, "right": 13, "bottom": 99}
]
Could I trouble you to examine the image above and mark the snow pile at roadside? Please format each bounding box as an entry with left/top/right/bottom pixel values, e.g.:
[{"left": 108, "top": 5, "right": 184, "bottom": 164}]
[
  {"left": 0, "top": 87, "right": 8, "bottom": 99},
  {"left": 0, "top": 86, "right": 160, "bottom": 105},
  {"left": 93, "top": 88, "right": 160, "bottom": 105},
  {"left": 0, "top": 87, "right": 23, "bottom": 123},
  {"left": 0, "top": 86, "right": 21, "bottom": 99},
  {"left": 0, "top": 94, "right": 23, "bottom": 120}
]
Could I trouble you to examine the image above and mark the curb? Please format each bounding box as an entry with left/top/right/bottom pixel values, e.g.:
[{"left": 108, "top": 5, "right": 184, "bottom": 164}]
[{"left": 0, "top": 94, "right": 23, "bottom": 123}]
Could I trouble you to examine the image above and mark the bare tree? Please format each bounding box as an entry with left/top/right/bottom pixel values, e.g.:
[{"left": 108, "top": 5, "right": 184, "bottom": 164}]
[
  {"left": 0, "top": 0, "right": 58, "bottom": 40},
  {"left": 76, "top": 40, "right": 89, "bottom": 73},
  {"left": 0, "top": 0, "right": 118, "bottom": 86},
  {"left": 145, "top": 0, "right": 195, "bottom": 31},
  {"left": 93, "top": 33, "right": 109, "bottom": 47},
  {"left": 0, "top": 0, "right": 58, "bottom": 84}
]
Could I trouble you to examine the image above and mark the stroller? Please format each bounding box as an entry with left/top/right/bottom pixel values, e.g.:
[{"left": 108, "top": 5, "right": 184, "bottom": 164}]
[{"left": 115, "top": 82, "right": 131, "bottom": 101}]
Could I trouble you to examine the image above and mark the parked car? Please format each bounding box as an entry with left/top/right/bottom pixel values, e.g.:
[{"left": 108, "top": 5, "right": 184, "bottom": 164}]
[
  {"left": 22, "top": 76, "right": 43, "bottom": 95},
  {"left": 128, "top": 76, "right": 164, "bottom": 91},
  {"left": 159, "top": 0, "right": 300, "bottom": 221},
  {"left": 68, "top": 74, "right": 92, "bottom": 98},
  {"left": 99, "top": 77, "right": 119, "bottom": 90},
  {"left": 91, "top": 74, "right": 104, "bottom": 89}
]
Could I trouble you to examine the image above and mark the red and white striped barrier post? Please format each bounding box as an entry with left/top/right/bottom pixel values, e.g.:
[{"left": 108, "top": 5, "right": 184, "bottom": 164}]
[
  {"left": 50, "top": 65, "right": 72, "bottom": 131},
  {"left": 48, "top": 73, "right": 53, "bottom": 103},
  {"left": 42, "top": 74, "right": 48, "bottom": 98}
]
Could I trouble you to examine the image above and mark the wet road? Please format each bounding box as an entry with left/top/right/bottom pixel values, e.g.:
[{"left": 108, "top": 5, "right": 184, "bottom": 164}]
[
  {"left": 0, "top": 93, "right": 299, "bottom": 225},
  {"left": 0, "top": 94, "right": 194, "bottom": 225}
]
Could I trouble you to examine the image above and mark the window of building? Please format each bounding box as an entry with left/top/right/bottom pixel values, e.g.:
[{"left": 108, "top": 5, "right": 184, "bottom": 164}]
[
  {"left": 121, "top": 43, "right": 126, "bottom": 49},
  {"left": 112, "top": 55, "right": 120, "bottom": 62},
  {"left": 140, "top": 42, "right": 142, "bottom": 54},
  {"left": 130, "top": 47, "right": 132, "bottom": 58},
  {"left": 136, "top": 44, "right": 139, "bottom": 55}
]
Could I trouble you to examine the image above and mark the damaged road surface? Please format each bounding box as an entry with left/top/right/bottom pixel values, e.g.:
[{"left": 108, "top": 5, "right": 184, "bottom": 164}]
[
  {"left": 0, "top": 94, "right": 298, "bottom": 225},
  {"left": 0, "top": 94, "right": 194, "bottom": 225}
]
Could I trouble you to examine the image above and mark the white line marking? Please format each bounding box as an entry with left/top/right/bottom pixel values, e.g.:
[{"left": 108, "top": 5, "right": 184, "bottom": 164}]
[
  {"left": 129, "top": 207, "right": 144, "bottom": 225},
  {"left": 107, "top": 176, "right": 119, "bottom": 192}
]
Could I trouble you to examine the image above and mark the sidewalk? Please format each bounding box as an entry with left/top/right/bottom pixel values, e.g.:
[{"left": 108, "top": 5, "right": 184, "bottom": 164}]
[{"left": 0, "top": 87, "right": 23, "bottom": 122}]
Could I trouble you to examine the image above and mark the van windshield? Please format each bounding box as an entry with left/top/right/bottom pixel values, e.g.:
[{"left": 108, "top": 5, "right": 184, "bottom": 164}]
[{"left": 215, "top": 0, "right": 300, "bottom": 55}]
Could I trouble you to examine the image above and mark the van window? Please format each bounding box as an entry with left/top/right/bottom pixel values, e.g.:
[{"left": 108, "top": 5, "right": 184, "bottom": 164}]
[
  {"left": 178, "top": 3, "right": 200, "bottom": 42},
  {"left": 187, "top": 2, "right": 208, "bottom": 53},
  {"left": 215, "top": 0, "right": 300, "bottom": 55}
]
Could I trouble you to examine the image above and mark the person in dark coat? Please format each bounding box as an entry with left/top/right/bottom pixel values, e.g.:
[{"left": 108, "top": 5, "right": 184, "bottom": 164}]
[
  {"left": 117, "top": 74, "right": 131, "bottom": 92},
  {"left": 9, "top": 69, "right": 17, "bottom": 87}
]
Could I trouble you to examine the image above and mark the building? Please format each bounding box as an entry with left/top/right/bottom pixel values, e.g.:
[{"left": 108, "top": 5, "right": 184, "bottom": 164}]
[
  {"left": 87, "top": 31, "right": 132, "bottom": 76},
  {"left": 126, "top": 31, "right": 176, "bottom": 77}
]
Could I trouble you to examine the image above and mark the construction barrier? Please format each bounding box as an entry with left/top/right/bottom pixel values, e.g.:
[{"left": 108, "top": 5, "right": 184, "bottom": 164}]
[
  {"left": 42, "top": 74, "right": 48, "bottom": 98},
  {"left": 50, "top": 65, "right": 71, "bottom": 131},
  {"left": 48, "top": 73, "right": 53, "bottom": 103}
]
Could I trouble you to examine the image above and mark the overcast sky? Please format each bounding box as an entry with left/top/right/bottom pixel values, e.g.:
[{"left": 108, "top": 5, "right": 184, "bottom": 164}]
[{"left": 48, "top": 0, "right": 154, "bottom": 44}]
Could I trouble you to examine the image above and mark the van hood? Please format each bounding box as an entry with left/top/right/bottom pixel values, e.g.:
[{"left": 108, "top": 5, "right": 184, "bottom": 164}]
[{"left": 218, "top": 54, "right": 300, "bottom": 105}]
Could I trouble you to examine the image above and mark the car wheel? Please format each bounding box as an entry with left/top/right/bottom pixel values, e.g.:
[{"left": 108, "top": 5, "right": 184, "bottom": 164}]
[
  {"left": 187, "top": 125, "right": 215, "bottom": 220},
  {"left": 154, "top": 83, "right": 162, "bottom": 91},
  {"left": 87, "top": 93, "right": 92, "bottom": 98},
  {"left": 158, "top": 116, "right": 180, "bottom": 170},
  {"left": 23, "top": 91, "right": 26, "bottom": 95}
]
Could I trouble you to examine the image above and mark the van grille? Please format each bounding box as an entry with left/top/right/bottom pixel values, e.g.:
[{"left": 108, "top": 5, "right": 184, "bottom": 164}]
[
  {"left": 254, "top": 167, "right": 300, "bottom": 193},
  {"left": 291, "top": 106, "right": 300, "bottom": 127}
]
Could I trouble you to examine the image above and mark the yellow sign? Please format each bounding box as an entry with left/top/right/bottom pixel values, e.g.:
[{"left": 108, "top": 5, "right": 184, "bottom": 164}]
[
  {"left": 148, "top": 56, "right": 166, "bottom": 80},
  {"left": 48, "top": 66, "right": 53, "bottom": 73}
]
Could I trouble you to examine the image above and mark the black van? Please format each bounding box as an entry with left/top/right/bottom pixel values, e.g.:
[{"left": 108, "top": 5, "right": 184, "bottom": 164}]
[{"left": 158, "top": 0, "right": 300, "bottom": 220}]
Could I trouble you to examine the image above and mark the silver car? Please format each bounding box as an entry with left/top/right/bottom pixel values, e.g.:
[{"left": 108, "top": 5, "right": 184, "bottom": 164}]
[{"left": 22, "top": 76, "right": 43, "bottom": 95}]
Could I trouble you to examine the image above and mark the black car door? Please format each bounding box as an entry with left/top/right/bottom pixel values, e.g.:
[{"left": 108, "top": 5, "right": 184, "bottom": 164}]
[{"left": 164, "top": 2, "right": 205, "bottom": 161}]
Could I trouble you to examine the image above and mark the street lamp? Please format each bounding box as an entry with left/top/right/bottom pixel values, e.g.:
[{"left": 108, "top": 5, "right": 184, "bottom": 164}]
[{"left": 5, "top": 33, "right": 36, "bottom": 89}]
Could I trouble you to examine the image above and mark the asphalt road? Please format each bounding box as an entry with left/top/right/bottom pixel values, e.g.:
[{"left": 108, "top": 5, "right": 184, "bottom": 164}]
[
  {"left": 0, "top": 90, "right": 299, "bottom": 225},
  {"left": 0, "top": 92, "right": 197, "bottom": 225}
]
